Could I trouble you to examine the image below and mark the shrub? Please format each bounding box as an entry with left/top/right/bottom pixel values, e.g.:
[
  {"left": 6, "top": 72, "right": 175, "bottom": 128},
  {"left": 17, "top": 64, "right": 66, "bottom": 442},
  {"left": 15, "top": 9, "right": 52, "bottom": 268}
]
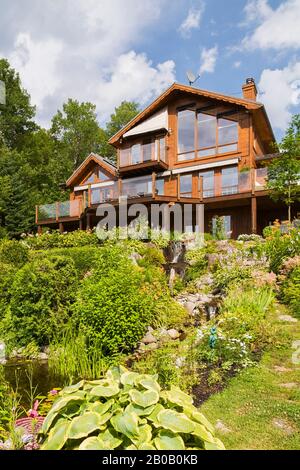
[
  {"left": 237, "top": 234, "right": 263, "bottom": 242},
  {"left": 264, "top": 227, "right": 300, "bottom": 273},
  {"left": 0, "top": 240, "right": 29, "bottom": 267},
  {"left": 8, "top": 255, "right": 79, "bottom": 346},
  {"left": 73, "top": 252, "right": 156, "bottom": 356},
  {"left": 281, "top": 267, "right": 300, "bottom": 316},
  {"left": 0, "top": 262, "right": 16, "bottom": 319},
  {"left": 22, "top": 230, "right": 99, "bottom": 250},
  {"left": 185, "top": 248, "right": 208, "bottom": 282},
  {"left": 39, "top": 366, "right": 224, "bottom": 450},
  {"left": 31, "top": 246, "right": 101, "bottom": 277}
]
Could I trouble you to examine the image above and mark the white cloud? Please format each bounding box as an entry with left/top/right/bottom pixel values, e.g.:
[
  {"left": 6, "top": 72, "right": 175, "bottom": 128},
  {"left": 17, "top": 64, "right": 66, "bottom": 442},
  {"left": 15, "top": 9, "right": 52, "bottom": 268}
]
[
  {"left": 178, "top": 2, "right": 205, "bottom": 38},
  {"left": 8, "top": 33, "right": 63, "bottom": 110},
  {"left": 199, "top": 46, "right": 218, "bottom": 74},
  {"left": 242, "top": 0, "right": 300, "bottom": 50},
  {"left": 233, "top": 61, "right": 241, "bottom": 68},
  {"left": 0, "top": 0, "right": 175, "bottom": 126},
  {"left": 258, "top": 62, "right": 300, "bottom": 130}
]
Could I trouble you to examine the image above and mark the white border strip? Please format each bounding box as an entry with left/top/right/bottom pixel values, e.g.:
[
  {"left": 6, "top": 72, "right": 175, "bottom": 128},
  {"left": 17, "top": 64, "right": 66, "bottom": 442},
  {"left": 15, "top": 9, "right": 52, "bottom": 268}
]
[
  {"left": 74, "top": 181, "right": 115, "bottom": 192},
  {"left": 158, "top": 158, "right": 239, "bottom": 177}
]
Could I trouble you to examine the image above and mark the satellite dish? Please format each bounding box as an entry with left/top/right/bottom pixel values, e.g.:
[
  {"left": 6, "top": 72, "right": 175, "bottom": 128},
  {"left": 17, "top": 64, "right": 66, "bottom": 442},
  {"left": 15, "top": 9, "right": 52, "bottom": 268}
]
[
  {"left": 0, "top": 80, "right": 5, "bottom": 105},
  {"left": 186, "top": 70, "right": 200, "bottom": 87}
]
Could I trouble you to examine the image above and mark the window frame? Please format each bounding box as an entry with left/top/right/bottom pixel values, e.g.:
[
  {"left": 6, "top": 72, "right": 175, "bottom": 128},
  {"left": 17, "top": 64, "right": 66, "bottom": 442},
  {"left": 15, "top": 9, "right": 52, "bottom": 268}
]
[{"left": 177, "top": 107, "right": 239, "bottom": 162}]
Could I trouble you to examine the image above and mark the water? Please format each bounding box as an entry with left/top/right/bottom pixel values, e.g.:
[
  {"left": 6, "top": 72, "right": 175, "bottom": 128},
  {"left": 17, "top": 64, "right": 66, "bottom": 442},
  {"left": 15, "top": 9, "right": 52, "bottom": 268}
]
[{"left": 3, "top": 359, "right": 64, "bottom": 411}]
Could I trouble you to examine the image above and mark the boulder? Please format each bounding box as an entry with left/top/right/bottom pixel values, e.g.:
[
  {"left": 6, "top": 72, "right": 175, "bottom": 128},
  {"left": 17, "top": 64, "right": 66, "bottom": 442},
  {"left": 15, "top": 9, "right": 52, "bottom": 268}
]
[
  {"left": 141, "top": 332, "right": 157, "bottom": 344},
  {"left": 167, "top": 329, "right": 180, "bottom": 340},
  {"left": 184, "top": 302, "right": 197, "bottom": 315}
]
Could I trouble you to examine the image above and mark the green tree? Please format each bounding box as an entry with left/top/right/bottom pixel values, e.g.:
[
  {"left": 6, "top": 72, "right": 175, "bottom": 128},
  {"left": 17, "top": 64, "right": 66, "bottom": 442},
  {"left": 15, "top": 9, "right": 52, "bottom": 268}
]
[
  {"left": 99, "top": 101, "right": 140, "bottom": 162},
  {"left": 51, "top": 99, "right": 101, "bottom": 175},
  {"left": 267, "top": 115, "right": 300, "bottom": 223},
  {"left": 0, "top": 59, "right": 36, "bottom": 149}
]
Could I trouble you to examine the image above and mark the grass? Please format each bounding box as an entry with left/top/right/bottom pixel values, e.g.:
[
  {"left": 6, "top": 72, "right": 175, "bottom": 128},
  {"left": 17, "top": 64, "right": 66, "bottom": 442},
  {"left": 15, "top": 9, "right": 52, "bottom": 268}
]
[{"left": 200, "top": 304, "right": 300, "bottom": 450}]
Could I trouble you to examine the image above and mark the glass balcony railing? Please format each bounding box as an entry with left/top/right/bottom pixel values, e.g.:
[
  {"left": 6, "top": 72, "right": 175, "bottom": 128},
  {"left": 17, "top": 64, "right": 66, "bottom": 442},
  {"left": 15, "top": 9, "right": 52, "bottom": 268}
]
[
  {"left": 121, "top": 175, "right": 153, "bottom": 199},
  {"left": 90, "top": 183, "right": 119, "bottom": 204},
  {"left": 200, "top": 169, "right": 267, "bottom": 199},
  {"left": 119, "top": 137, "right": 167, "bottom": 168},
  {"left": 255, "top": 167, "right": 268, "bottom": 190},
  {"left": 37, "top": 199, "right": 82, "bottom": 222}
]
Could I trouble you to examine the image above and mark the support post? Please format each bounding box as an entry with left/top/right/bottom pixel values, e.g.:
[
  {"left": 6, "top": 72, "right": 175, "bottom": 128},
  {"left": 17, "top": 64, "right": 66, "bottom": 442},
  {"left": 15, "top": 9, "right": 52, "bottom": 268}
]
[
  {"left": 199, "top": 176, "right": 203, "bottom": 202},
  {"left": 35, "top": 205, "right": 38, "bottom": 224},
  {"left": 251, "top": 196, "right": 257, "bottom": 234},
  {"left": 88, "top": 184, "right": 91, "bottom": 208},
  {"left": 59, "top": 222, "right": 64, "bottom": 234},
  {"left": 37, "top": 225, "right": 42, "bottom": 235},
  {"left": 152, "top": 172, "right": 156, "bottom": 199},
  {"left": 79, "top": 218, "right": 84, "bottom": 230},
  {"left": 86, "top": 213, "right": 91, "bottom": 231}
]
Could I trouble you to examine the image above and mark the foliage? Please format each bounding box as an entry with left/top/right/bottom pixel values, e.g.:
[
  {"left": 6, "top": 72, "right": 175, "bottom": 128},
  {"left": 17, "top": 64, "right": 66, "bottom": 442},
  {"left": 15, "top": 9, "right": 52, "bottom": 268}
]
[
  {"left": 280, "top": 267, "right": 300, "bottom": 316},
  {"left": 31, "top": 246, "right": 101, "bottom": 277},
  {"left": 0, "top": 58, "right": 36, "bottom": 149},
  {"left": 7, "top": 255, "right": 79, "bottom": 346},
  {"left": 263, "top": 227, "right": 300, "bottom": 273},
  {"left": 98, "top": 101, "right": 140, "bottom": 163},
  {"left": 185, "top": 248, "right": 208, "bottom": 282},
  {"left": 39, "top": 366, "right": 224, "bottom": 450},
  {"left": 0, "top": 262, "right": 15, "bottom": 319},
  {"left": 73, "top": 247, "right": 157, "bottom": 356},
  {"left": 237, "top": 234, "right": 263, "bottom": 242},
  {"left": 211, "top": 216, "right": 227, "bottom": 240},
  {"left": 50, "top": 99, "right": 102, "bottom": 176},
  {"left": 22, "top": 229, "right": 99, "bottom": 250},
  {"left": 0, "top": 366, "right": 11, "bottom": 440},
  {"left": 0, "top": 239, "right": 29, "bottom": 266},
  {"left": 266, "top": 115, "right": 300, "bottom": 222}
]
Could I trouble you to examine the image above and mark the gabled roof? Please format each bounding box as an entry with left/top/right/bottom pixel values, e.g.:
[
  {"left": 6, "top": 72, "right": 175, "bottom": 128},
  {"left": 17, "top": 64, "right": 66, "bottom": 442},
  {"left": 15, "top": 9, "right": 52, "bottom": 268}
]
[
  {"left": 109, "top": 82, "right": 275, "bottom": 149},
  {"left": 66, "top": 153, "right": 117, "bottom": 187}
]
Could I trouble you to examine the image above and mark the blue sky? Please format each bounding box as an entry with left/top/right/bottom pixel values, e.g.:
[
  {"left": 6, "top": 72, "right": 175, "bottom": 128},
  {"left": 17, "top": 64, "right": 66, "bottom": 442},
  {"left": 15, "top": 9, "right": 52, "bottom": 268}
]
[{"left": 0, "top": 0, "right": 299, "bottom": 140}]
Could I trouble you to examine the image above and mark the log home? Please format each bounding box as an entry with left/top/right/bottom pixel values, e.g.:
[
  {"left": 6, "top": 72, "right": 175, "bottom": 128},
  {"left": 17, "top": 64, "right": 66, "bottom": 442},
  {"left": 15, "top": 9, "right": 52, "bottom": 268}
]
[{"left": 36, "top": 79, "right": 299, "bottom": 238}]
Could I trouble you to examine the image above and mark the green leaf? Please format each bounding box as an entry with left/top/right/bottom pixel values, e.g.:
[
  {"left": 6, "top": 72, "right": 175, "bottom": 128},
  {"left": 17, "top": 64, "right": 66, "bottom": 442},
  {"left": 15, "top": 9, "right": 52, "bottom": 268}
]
[
  {"left": 40, "top": 410, "right": 59, "bottom": 435},
  {"left": 192, "top": 423, "right": 215, "bottom": 443},
  {"left": 98, "top": 427, "right": 123, "bottom": 449},
  {"left": 120, "top": 371, "right": 139, "bottom": 386},
  {"left": 110, "top": 412, "right": 139, "bottom": 440},
  {"left": 125, "top": 403, "right": 156, "bottom": 417},
  {"left": 129, "top": 389, "right": 159, "bottom": 408},
  {"left": 139, "top": 443, "right": 156, "bottom": 450},
  {"left": 78, "top": 437, "right": 107, "bottom": 450},
  {"left": 191, "top": 411, "right": 215, "bottom": 435},
  {"left": 147, "top": 404, "right": 165, "bottom": 426},
  {"left": 90, "top": 381, "right": 119, "bottom": 397},
  {"left": 87, "top": 399, "right": 114, "bottom": 415},
  {"left": 164, "top": 386, "right": 193, "bottom": 408},
  {"left": 157, "top": 409, "right": 195, "bottom": 434},
  {"left": 62, "top": 380, "right": 85, "bottom": 395},
  {"left": 132, "top": 424, "right": 152, "bottom": 447},
  {"left": 136, "top": 377, "right": 161, "bottom": 392},
  {"left": 41, "top": 419, "right": 70, "bottom": 450},
  {"left": 50, "top": 395, "right": 85, "bottom": 415},
  {"left": 154, "top": 430, "right": 185, "bottom": 450},
  {"left": 68, "top": 412, "right": 104, "bottom": 440},
  {"left": 204, "top": 438, "right": 225, "bottom": 450}
]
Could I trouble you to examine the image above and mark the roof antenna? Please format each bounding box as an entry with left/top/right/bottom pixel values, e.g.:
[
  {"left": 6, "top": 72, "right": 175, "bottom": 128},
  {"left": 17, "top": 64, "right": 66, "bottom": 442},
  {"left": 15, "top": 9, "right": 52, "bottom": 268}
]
[{"left": 186, "top": 70, "right": 200, "bottom": 87}]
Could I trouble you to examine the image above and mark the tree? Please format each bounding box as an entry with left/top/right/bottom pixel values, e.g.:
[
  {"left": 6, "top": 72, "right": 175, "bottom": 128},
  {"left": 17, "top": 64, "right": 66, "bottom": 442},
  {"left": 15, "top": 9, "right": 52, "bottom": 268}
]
[
  {"left": 99, "top": 101, "right": 140, "bottom": 163},
  {"left": 0, "top": 59, "right": 36, "bottom": 149},
  {"left": 267, "top": 115, "right": 300, "bottom": 223},
  {"left": 51, "top": 99, "right": 102, "bottom": 175}
]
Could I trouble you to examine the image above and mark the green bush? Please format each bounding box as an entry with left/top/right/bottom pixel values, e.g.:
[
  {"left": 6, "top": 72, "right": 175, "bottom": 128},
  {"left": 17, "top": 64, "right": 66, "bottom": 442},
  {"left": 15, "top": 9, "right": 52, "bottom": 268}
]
[
  {"left": 185, "top": 248, "right": 208, "bottom": 282},
  {"left": 264, "top": 228, "right": 300, "bottom": 273},
  {"left": 281, "top": 267, "right": 300, "bottom": 316},
  {"left": 31, "top": 246, "right": 101, "bottom": 277},
  {"left": 39, "top": 366, "right": 224, "bottom": 450},
  {"left": 22, "top": 230, "right": 99, "bottom": 250},
  {"left": 8, "top": 255, "right": 79, "bottom": 346},
  {"left": 73, "top": 250, "right": 156, "bottom": 356},
  {"left": 0, "top": 262, "right": 16, "bottom": 320},
  {"left": 0, "top": 239, "right": 29, "bottom": 267}
]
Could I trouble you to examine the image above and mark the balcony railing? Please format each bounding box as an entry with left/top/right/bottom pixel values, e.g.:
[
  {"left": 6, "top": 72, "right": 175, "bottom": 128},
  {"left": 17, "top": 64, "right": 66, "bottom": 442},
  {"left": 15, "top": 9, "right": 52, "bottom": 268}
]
[
  {"left": 120, "top": 175, "right": 154, "bottom": 199},
  {"left": 36, "top": 199, "right": 82, "bottom": 223},
  {"left": 119, "top": 137, "right": 167, "bottom": 169}
]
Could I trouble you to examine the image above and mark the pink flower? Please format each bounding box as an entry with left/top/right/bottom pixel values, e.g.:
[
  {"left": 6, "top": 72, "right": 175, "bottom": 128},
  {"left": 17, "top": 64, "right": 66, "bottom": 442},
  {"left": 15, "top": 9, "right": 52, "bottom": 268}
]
[
  {"left": 49, "top": 389, "right": 58, "bottom": 396},
  {"left": 28, "top": 400, "right": 39, "bottom": 418}
]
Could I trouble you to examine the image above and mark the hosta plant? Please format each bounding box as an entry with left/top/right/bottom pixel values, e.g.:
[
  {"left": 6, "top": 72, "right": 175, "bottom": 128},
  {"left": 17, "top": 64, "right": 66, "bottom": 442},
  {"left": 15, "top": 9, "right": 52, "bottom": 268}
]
[{"left": 39, "top": 366, "right": 224, "bottom": 450}]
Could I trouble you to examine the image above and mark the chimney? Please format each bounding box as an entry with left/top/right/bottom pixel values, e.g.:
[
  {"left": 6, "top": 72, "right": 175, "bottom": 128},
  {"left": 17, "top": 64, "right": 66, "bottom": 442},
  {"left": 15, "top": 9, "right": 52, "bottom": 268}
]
[{"left": 242, "top": 78, "right": 257, "bottom": 101}]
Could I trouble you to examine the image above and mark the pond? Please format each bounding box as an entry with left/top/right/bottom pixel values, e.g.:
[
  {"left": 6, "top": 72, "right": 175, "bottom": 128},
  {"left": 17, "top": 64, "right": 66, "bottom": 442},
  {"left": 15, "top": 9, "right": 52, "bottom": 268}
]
[{"left": 3, "top": 359, "right": 65, "bottom": 413}]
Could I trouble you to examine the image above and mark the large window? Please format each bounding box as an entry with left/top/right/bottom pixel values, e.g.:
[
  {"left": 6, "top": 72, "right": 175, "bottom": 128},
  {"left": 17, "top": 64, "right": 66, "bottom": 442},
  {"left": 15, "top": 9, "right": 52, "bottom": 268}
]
[
  {"left": 177, "top": 108, "right": 238, "bottom": 162},
  {"left": 212, "top": 215, "right": 232, "bottom": 238},
  {"left": 119, "top": 136, "right": 166, "bottom": 167},
  {"left": 156, "top": 178, "right": 164, "bottom": 196},
  {"left": 180, "top": 174, "right": 193, "bottom": 197},
  {"left": 199, "top": 170, "right": 215, "bottom": 198},
  {"left": 221, "top": 167, "right": 238, "bottom": 195}
]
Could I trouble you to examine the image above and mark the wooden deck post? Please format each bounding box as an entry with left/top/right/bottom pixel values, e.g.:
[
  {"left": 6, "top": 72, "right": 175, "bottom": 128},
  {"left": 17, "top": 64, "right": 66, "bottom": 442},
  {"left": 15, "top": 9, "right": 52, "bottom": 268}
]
[
  {"left": 199, "top": 176, "right": 203, "bottom": 202},
  {"left": 79, "top": 218, "right": 84, "bottom": 230},
  {"left": 251, "top": 196, "right": 257, "bottom": 234},
  {"left": 86, "top": 212, "right": 91, "bottom": 231},
  {"left": 152, "top": 172, "right": 156, "bottom": 199},
  {"left": 88, "top": 184, "right": 91, "bottom": 207},
  {"left": 37, "top": 225, "right": 42, "bottom": 235},
  {"left": 35, "top": 205, "right": 38, "bottom": 224},
  {"left": 59, "top": 222, "right": 64, "bottom": 234}
]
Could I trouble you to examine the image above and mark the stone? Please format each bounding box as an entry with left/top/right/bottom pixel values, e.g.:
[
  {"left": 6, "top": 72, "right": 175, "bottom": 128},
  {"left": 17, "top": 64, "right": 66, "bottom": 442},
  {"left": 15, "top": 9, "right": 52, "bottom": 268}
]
[
  {"left": 175, "top": 356, "right": 185, "bottom": 368},
  {"left": 215, "top": 420, "right": 232, "bottom": 434},
  {"left": 198, "top": 294, "right": 212, "bottom": 304},
  {"left": 38, "top": 352, "right": 48, "bottom": 360},
  {"left": 141, "top": 332, "right": 157, "bottom": 344},
  {"left": 272, "top": 418, "right": 295, "bottom": 435},
  {"left": 278, "top": 315, "right": 298, "bottom": 323},
  {"left": 145, "top": 343, "right": 158, "bottom": 351},
  {"left": 167, "top": 329, "right": 180, "bottom": 340},
  {"left": 279, "top": 383, "right": 298, "bottom": 389},
  {"left": 184, "top": 302, "right": 197, "bottom": 315},
  {"left": 273, "top": 366, "right": 293, "bottom": 373}
]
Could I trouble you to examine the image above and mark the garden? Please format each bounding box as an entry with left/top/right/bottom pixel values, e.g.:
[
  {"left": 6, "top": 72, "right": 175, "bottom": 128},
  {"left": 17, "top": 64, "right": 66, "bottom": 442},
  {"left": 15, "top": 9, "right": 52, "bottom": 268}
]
[{"left": 0, "top": 224, "right": 299, "bottom": 450}]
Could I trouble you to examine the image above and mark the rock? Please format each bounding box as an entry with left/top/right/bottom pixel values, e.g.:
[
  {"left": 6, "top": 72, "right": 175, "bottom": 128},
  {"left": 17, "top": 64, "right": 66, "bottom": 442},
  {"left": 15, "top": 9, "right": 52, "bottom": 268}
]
[
  {"left": 145, "top": 343, "right": 158, "bottom": 351},
  {"left": 184, "top": 302, "right": 197, "bottom": 315},
  {"left": 278, "top": 315, "right": 298, "bottom": 323},
  {"left": 207, "top": 254, "right": 218, "bottom": 267},
  {"left": 38, "top": 352, "right": 48, "bottom": 360},
  {"left": 215, "top": 420, "right": 232, "bottom": 434},
  {"left": 272, "top": 418, "right": 295, "bottom": 435},
  {"left": 42, "top": 346, "right": 50, "bottom": 355},
  {"left": 141, "top": 332, "right": 157, "bottom": 344},
  {"left": 175, "top": 356, "right": 185, "bottom": 368},
  {"left": 167, "top": 329, "right": 180, "bottom": 340},
  {"left": 279, "top": 383, "right": 298, "bottom": 389},
  {"left": 147, "top": 326, "right": 154, "bottom": 333},
  {"left": 197, "top": 294, "right": 212, "bottom": 304},
  {"left": 273, "top": 366, "right": 293, "bottom": 373}
]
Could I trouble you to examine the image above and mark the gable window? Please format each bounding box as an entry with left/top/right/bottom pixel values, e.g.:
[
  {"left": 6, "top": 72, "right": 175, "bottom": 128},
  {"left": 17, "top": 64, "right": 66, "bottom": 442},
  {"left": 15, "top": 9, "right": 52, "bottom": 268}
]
[
  {"left": 97, "top": 169, "right": 110, "bottom": 181},
  {"left": 177, "top": 108, "right": 239, "bottom": 162},
  {"left": 119, "top": 136, "right": 166, "bottom": 167},
  {"left": 180, "top": 174, "right": 193, "bottom": 198}
]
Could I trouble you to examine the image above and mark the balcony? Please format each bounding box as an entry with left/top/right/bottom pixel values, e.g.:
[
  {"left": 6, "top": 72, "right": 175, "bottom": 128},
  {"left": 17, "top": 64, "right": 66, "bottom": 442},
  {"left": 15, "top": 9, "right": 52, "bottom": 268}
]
[
  {"left": 119, "top": 137, "right": 168, "bottom": 176},
  {"left": 36, "top": 199, "right": 83, "bottom": 223}
]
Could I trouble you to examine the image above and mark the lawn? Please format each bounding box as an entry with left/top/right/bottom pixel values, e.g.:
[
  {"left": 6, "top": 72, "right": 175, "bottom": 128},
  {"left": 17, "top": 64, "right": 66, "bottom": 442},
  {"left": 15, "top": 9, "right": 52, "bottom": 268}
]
[{"left": 201, "top": 305, "right": 300, "bottom": 450}]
